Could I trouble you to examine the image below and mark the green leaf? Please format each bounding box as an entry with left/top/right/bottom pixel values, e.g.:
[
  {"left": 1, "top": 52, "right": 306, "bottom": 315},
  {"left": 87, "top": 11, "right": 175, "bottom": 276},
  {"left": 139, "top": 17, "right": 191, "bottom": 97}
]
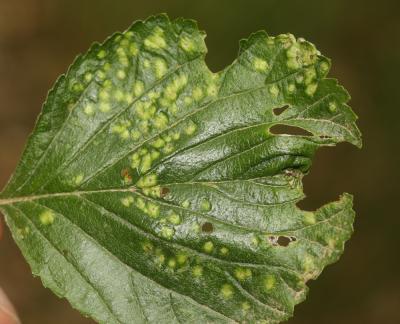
[{"left": 0, "top": 14, "right": 361, "bottom": 324}]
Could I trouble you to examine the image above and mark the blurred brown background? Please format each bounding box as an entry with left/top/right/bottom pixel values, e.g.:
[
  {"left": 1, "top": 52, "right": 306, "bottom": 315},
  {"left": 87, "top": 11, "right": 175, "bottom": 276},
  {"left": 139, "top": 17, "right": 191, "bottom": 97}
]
[{"left": 0, "top": 1, "right": 399, "bottom": 323}]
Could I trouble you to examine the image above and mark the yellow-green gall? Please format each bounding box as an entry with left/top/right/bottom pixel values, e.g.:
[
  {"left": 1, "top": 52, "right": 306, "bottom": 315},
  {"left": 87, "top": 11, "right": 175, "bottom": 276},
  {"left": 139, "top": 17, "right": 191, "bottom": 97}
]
[
  {"left": 269, "top": 84, "right": 280, "bottom": 97},
  {"left": 203, "top": 241, "right": 214, "bottom": 253},
  {"left": 121, "top": 196, "right": 134, "bottom": 207},
  {"left": 200, "top": 199, "right": 212, "bottom": 212},
  {"left": 39, "top": 210, "right": 55, "bottom": 226},
  {"left": 160, "top": 226, "right": 175, "bottom": 240},
  {"left": 234, "top": 268, "right": 252, "bottom": 281},
  {"left": 185, "top": 120, "right": 197, "bottom": 135},
  {"left": 179, "top": 36, "right": 196, "bottom": 52},
  {"left": 133, "top": 81, "right": 145, "bottom": 97},
  {"left": 264, "top": 275, "right": 275, "bottom": 290},
  {"left": 220, "top": 284, "right": 234, "bottom": 299},
  {"left": 192, "top": 265, "right": 203, "bottom": 277},
  {"left": 253, "top": 57, "right": 269, "bottom": 72},
  {"left": 168, "top": 213, "right": 181, "bottom": 225},
  {"left": 220, "top": 247, "right": 229, "bottom": 255},
  {"left": 147, "top": 202, "right": 160, "bottom": 218}
]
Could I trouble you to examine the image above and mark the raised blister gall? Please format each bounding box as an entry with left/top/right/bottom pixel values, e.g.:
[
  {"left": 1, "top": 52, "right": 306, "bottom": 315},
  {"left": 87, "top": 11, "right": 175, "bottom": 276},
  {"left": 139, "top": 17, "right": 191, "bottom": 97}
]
[
  {"left": 220, "top": 284, "right": 234, "bottom": 299},
  {"left": 203, "top": 241, "right": 214, "bottom": 253},
  {"left": 39, "top": 210, "right": 55, "bottom": 226}
]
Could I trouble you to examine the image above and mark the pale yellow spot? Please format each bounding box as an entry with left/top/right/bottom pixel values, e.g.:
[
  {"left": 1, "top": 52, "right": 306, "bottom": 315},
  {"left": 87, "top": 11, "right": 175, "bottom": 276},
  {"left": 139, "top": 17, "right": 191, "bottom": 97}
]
[
  {"left": 200, "top": 199, "right": 212, "bottom": 212},
  {"left": 207, "top": 84, "right": 218, "bottom": 96},
  {"left": 139, "top": 154, "right": 152, "bottom": 173},
  {"left": 329, "top": 101, "right": 337, "bottom": 112},
  {"left": 114, "top": 90, "right": 124, "bottom": 102},
  {"left": 288, "top": 83, "right": 296, "bottom": 93},
  {"left": 269, "top": 85, "right": 280, "bottom": 97},
  {"left": 220, "top": 247, "right": 229, "bottom": 255},
  {"left": 191, "top": 223, "right": 201, "bottom": 233},
  {"left": 252, "top": 236, "right": 260, "bottom": 247},
  {"left": 177, "top": 253, "right": 188, "bottom": 265},
  {"left": 171, "top": 131, "right": 180, "bottom": 141},
  {"left": 97, "top": 70, "right": 106, "bottom": 80},
  {"left": 73, "top": 83, "right": 83, "bottom": 92},
  {"left": 131, "top": 129, "right": 141, "bottom": 141},
  {"left": 155, "top": 249, "right": 165, "bottom": 264},
  {"left": 305, "top": 83, "right": 318, "bottom": 97},
  {"left": 168, "top": 213, "right": 181, "bottom": 225},
  {"left": 320, "top": 61, "right": 330, "bottom": 74},
  {"left": 99, "top": 102, "right": 111, "bottom": 112},
  {"left": 192, "top": 265, "right": 203, "bottom": 277},
  {"left": 304, "top": 212, "right": 316, "bottom": 225},
  {"left": 103, "top": 62, "right": 111, "bottom": 72},
  {"left": 125, "top": 93, "right": 133, "bottom": 104},
  {"left": 143, "top": 59, "right": 151, "bottom": 69},
  {"left": 147, "top": 202, "right": 160, "bottom": 218},
  {"left": 303, "top": 255, "right": 314, "bottom": 272},
  {"left": 133, "top": 81, "right": 144, "bottom": 97},
  {"left": 137, "top": 174, "right": 158, "bottom": 187},
  {"left": 234, "top": 268, "right": 252, "bottom": 281},
  {"left": 184, "top": 96, "right": 193, "bottom": 105},
  {"left": 74, "top": 174, "right": 84, "bottom": 186},
  {"left": 304, "top": 67, "right": 317, "bottom": 85},
  {"left": 192, "top": 87, "right": 203, "bottom": 101},
  {"left": 181, "top": 200, "right": 190, "bottom": 208},
  {"left": 203, "top": 241, "right": 214, "bottom": 253},
  {"left": 160, "top": 226, "right": 175, "bottom": 239},
  {"left": 254, "top": 57, "right": 269, "bottom": 72},
  {"left": 84, "top": 104, "right": 95, "bottom": 116},
  {"left": 154, "top": 58, "right": 168, "bottom": 79},
  {"left": 242, "top": 302, "right": 251, "bottom": 312},
  {"left": 179, "top": 36, "right": 196, "bottom": 52},
  {"left": 142, "top": 241, "right": 154, "bottom": 253},
  {"left": 39, "top": 210, "right": 55, "bottom": 226},
  {"left": 117, "top": 70, "right": 126, "bottom": 80},
  {"left": 184, "top": 121, "right": 197, "bottom": 135},
  {"left": 151, "top": 138, "right": 165, "bottom": 149},
  {"left": 97, "top": 50, "right": 107, "bottom": 59},
  {"left": 220, "top": 284, "right": 234, "bottom": 299},
  {"left": 129, "top": 43, "right": 138, "bottom": 56},
  {"left": 84, "top": 73, "right": 93, "bottom": 83},
  {"left": 121, "top": 196, "right": 134, "bottom": 207},
  {"left": 264, "top": 275, "right": 275, "bottom": 290},
  {"left": 327, "top": 238, "right": 336, "bottom": 249},
  {"left": 153, "top": 112, "right": 169, "bottom": 130},
  {"left": 144, "top": 28, "right": 167, "bottom": 50},
  {"left": 168, "top": 258, "right": 177, "bottom": 269},
  {"left": 99, "top": 89, "right": 110, "bottom": 101}
]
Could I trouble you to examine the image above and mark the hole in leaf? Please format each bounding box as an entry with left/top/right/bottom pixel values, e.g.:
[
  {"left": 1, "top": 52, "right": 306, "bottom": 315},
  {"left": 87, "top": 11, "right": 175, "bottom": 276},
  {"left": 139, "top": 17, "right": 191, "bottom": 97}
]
[
  {"left": 277, "top": 236, "right": 291, "bottom": 247},
  {"left": 201, "top": 222, "right": 214, "bottom": 233},
  {"left": 273, "top": 105, "right": 289, "bottom": 116},
  {"left": 268, "top": 235, "right": 296, "bottom": 247},
  {"left": 270, "top": 124, "right": 313, "bottom": 136}
]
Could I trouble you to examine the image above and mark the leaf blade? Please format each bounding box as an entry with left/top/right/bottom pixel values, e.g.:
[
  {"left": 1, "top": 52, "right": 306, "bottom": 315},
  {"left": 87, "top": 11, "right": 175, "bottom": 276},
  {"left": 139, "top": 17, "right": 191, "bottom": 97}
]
[{"left": 0, "top": 14, "right": 361, "bottom": 324}]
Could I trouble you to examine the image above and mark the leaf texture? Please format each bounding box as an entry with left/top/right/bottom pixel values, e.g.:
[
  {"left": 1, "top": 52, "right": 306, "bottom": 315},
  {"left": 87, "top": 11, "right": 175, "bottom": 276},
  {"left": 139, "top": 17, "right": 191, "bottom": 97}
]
[{"left": 0, "top": 14, "right": 361, "bottom": 324}]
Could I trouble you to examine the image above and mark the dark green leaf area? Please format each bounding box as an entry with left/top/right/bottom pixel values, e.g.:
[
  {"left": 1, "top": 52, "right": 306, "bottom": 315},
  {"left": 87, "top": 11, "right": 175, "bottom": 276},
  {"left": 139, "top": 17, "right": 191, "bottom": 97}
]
[{"left": 0, "top": 14, "right": 361, "bottom": 324}]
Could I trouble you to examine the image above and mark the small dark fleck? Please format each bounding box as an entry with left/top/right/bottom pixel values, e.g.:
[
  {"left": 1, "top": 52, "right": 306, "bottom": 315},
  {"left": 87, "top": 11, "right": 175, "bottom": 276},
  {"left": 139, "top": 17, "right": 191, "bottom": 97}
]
[
  {"left": 160, "top": 187, "right": 170, "bottom": 197},
  {"left": 201, "top": 222, "right": 214, "bottom": 233}
]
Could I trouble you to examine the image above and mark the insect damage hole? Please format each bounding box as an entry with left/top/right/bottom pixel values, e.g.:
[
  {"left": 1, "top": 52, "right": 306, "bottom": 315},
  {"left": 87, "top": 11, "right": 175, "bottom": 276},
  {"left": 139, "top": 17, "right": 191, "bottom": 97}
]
[
  {"left": 201, "top": 222, "right": 214, "bottom": 233},
  {"left": 269, "top": 124, "right": 313, "bottom": 136},
  {"left": 268, "top": 235, "right": 297, "bottom": 247},
  {"left": 273, "top": 105, "right": 289, "bottom": 116}
]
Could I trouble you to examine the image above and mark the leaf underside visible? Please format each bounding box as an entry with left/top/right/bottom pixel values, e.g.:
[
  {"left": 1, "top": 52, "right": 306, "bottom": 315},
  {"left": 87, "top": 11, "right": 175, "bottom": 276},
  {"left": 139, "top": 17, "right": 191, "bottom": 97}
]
[{"left": 0, "top": 14, "right": 361, "bottom": 324}]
